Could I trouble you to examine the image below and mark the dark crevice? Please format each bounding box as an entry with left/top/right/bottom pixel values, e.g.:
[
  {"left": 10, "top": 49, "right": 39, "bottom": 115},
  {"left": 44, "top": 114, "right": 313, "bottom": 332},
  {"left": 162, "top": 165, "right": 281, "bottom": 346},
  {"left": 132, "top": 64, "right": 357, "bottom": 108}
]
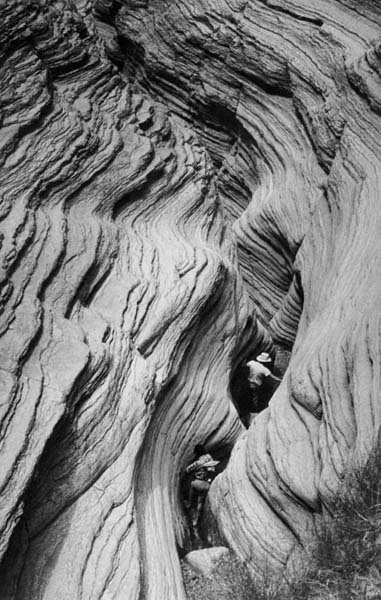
[
  {"left": 180, "top": 445, "right": 233, "bottom": 553},
  {"left": 118, "top": 36, "right": 147, "bottom": 82},
  {"left": 0, "top": 409, "right": 75, "bottom": 594},
  {"left": 65, "top": 252, "right": 116, "bottom": 318},
  {"left": 236, "top": 66, "right": 293, "bottom": 98},
  {"left": 16, "top": 402, "right": 112, "bottom": 546},
  {"left": 0, "top": 513, "right": 31, "bottom": 598},
  {"left": 230, "top": 354, "right": 287, "bottom": 429},
  {"left": 257, "top": 0, "right": 324, "bottom": 27},
  {"left": 93, "top": 0, "right": 123, "bottom": 24}
]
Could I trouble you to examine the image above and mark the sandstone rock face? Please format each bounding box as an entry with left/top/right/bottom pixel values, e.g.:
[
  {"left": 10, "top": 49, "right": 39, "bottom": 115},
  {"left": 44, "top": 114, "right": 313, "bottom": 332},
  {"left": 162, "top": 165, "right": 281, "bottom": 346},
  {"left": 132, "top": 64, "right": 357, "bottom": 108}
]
[
  {"left": 0, "top": 2, "right": 264, "bottom": 598},
  {"left": 111, "top": 0, "right": 381, "bottom": 577},
  {"left": 0, "top": 0, "right": 380, "bottom": 599}
]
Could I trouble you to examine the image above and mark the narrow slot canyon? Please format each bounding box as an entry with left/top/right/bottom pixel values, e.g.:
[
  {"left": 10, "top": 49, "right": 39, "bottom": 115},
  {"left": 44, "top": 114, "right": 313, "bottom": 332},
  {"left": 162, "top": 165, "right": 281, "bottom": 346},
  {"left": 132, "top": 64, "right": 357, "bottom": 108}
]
[{"left": 1, "top": 1, "right": 381, "bottom": 599}]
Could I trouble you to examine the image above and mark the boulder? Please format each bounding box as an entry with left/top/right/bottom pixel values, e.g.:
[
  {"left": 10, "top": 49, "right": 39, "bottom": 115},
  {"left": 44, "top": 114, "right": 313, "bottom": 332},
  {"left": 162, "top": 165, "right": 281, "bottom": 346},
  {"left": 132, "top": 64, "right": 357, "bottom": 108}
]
[{"left": 184, "top": 547, "right": 230, "bottom": 578}]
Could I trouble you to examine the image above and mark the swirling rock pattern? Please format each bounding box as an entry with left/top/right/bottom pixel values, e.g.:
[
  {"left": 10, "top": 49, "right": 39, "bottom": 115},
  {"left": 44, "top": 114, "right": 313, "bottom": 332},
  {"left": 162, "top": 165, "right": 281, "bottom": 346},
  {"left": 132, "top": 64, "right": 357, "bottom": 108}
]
[
  {"left": 0, "top": 0, "right": 381, "bottom": 598},
  {"left": 0, "top": 2, "right": 262, "bottom": 598},
  {"left": 111, "top": 0, "right": 381, "bottom": 576}
]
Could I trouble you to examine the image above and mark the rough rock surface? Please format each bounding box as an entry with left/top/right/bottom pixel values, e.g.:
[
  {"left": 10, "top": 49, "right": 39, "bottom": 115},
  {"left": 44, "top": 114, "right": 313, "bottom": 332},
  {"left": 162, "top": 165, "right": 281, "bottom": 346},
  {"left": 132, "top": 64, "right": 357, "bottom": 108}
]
[{"left": 0, "top": 0, "right": 381, "bottom": 599}]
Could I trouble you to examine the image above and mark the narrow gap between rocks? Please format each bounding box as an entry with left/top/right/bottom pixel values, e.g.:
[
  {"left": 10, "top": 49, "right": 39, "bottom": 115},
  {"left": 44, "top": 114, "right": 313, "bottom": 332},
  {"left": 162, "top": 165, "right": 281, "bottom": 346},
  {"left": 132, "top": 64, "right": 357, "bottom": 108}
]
[
  {"left": 230, "top": 346, "right": 291, "bottom": 428},
  {"left": 179, "top": 443, "right": 232, "bottom": 554},
  {"left": 95, "top": 12, "right": 301, "bottom": 593},
  {"left": 179, "top": 344, "right": 291, "bottom": 568},
  {"left": 178, "top": 346, "right": 292, "bottom": 599}
]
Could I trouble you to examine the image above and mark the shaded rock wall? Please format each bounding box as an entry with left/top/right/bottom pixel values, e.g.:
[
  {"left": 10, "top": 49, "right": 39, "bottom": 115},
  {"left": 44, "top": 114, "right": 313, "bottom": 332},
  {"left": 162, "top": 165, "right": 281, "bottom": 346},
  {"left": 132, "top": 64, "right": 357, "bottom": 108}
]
[
  {"left": 107, "top": 0, "right": 381, "bottom": 575},
  {"left": 1, "top": 0, "right": 381, "bottom": 598},
  {"left": 0, "top": 2, "right": 270, "bottom": 598}
]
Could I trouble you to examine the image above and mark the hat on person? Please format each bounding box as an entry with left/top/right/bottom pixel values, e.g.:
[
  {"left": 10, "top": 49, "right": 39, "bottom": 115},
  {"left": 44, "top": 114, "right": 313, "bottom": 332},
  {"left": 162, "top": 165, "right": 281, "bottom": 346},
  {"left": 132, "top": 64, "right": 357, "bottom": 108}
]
[
  {"left": 203, "top": 460, "right": 220, "bottom": 468},
  {"left": 256, "top": 352, "right": 272, "bottom": 363}
]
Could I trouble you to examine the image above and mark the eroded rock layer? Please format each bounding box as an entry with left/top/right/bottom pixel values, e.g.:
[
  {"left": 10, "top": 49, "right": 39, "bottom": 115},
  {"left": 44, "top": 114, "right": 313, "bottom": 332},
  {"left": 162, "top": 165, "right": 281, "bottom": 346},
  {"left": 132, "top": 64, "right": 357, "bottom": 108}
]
[
  {"left": 1, "top": 0, "right": 381, "bottom": 598},
  {"left": 0, "top": 2, "right": 268, "bottom": 598},
  {"left": 106, "top": 0, "right": 381, "bottom": 577}
]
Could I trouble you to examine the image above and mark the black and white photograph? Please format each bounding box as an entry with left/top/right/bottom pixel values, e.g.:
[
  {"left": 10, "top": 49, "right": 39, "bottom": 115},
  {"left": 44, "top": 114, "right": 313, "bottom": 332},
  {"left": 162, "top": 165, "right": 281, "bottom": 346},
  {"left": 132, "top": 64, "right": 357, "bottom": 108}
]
[{"left": 0, "top": 1, "right": 381, "bottom": 598}]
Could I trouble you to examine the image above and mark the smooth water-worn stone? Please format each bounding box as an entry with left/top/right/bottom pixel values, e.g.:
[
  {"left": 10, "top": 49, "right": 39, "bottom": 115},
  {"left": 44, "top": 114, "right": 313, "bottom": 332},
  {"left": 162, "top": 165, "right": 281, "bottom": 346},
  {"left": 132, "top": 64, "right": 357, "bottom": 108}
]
[{"left": 184, "top": 547, "right": 230, "bottom": 577}]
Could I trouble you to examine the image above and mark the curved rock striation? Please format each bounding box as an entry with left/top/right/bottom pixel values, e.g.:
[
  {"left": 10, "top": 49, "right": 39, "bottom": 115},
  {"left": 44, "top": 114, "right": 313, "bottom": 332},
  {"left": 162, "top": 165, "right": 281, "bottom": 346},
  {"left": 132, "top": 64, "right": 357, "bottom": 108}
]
[
  {"left": 103, "top": 0, "right": 381, "bottom": 579},
  {"left": 1, "top": 0, "right": 381, "bottom": 599},
  {"left": 0, "top": 2, "right": 270, "bottom": 598}
]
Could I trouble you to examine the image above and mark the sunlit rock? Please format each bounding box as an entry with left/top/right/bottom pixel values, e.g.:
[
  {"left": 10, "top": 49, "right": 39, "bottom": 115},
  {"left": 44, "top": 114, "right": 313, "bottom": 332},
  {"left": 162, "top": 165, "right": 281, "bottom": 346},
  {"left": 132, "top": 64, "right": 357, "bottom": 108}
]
[
  {"left": 184, "top": 546, "right": 230, "bottom": 577},
  {"left": 1, "top": 0, "right": 381, "bottom": 598}
]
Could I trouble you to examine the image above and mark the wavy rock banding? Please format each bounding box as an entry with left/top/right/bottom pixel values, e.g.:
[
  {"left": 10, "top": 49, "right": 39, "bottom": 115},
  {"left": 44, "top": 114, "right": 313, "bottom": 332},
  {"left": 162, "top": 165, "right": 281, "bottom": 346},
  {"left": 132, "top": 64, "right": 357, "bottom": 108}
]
[{"left": 0, "top": 0, "right": 381, "bottom": 599}]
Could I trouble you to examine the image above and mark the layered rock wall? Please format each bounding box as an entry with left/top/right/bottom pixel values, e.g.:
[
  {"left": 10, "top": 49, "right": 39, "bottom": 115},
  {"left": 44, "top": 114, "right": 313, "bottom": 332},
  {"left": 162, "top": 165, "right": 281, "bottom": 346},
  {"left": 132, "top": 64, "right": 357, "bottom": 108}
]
[
  {"left": 109, "top": 0, "right": 381, "bottom": 575},
  {"left": 0, "top": 0, "right": 381, "bottom": 598},
  {"left": 0, "top": 2, "right": 266, "bottom": 598}
]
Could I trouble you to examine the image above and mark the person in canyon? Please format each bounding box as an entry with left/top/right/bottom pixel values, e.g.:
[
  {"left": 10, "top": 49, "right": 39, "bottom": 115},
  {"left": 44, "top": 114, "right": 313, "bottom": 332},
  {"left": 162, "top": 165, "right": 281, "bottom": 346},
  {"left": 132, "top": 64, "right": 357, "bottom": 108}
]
[
  {"left": 184, "top": 444, "right": 219, "bottom": 527},
  {"left": 247, "top": 352, "right": 272, "bottom": 387},
  {"left": 246, "top": 352, "right": 281, "bottom": 415}
]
